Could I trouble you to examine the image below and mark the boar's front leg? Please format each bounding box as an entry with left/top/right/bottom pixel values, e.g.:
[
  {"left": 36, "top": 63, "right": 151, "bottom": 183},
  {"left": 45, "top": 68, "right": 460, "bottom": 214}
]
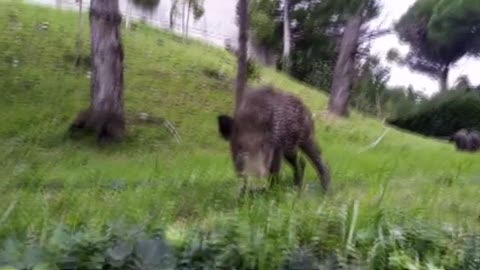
[
  {"left": 269, "top": 148, "right": 282, "bottom": 188},
  {"left": 284, "top": 151, "right": 306, "bottom": 188},
  {"left": 300, "top": 137, "right": 330, "bottom": 192}
]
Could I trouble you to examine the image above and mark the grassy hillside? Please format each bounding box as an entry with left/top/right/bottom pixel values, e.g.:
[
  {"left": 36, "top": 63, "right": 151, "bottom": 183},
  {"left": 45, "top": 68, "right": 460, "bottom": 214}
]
[{"left": 1, "top": 2, "right": 480, "bottom": 268}]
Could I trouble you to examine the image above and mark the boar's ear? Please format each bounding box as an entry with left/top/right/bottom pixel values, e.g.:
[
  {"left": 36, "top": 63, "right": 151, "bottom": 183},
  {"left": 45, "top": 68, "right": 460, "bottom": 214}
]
[{"left": 218, "top": 115, "right": 234, "bottom": 140}]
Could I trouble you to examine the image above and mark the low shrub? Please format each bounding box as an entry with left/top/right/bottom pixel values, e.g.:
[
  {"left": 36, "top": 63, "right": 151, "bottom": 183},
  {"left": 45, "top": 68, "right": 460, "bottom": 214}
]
[
  {"left": 0, "top": 210, "right": 476, "bottom": 270},
  {"left": 389, "top": 89, "right": 480, "bottom": 137}
]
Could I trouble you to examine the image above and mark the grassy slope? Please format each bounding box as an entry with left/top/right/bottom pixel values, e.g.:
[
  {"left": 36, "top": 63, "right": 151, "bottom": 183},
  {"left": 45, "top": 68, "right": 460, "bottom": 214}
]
[{"left": 0, "top": 1, "right": 479, "bottom": 248}]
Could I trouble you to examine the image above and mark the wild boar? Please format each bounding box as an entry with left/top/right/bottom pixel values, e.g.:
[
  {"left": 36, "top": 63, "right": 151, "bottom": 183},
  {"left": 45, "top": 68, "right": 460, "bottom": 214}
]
[
  {"left": 450, "top": 129, "right": 472, "bottom": 151},
  {"left": 468, "top": 129, "right": 480, "bottom": 151},
  {"left": 217, "top": 86, "right": 330, "bottom": 192}
]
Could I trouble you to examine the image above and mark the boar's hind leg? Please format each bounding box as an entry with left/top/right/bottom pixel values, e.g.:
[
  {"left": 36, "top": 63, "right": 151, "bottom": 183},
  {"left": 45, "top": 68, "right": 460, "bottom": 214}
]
[
  {"left": 284, "top": 151, "right": 306, "bottom": 188},
  {"left": 269, "top": 149, "right": 282, "bottom": 188},
  {"left": 300, "top": 138, "right": 330, "bottom": 192}
]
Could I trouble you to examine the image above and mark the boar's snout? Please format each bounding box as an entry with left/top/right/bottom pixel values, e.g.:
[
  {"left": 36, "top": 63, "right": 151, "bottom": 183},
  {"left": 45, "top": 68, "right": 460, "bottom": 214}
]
[
  {"left": 239, "top": 151, "right": 271, "bottom": 179},
  {"left": 217, "top": 114, "right": 273, "bottom": 179}
]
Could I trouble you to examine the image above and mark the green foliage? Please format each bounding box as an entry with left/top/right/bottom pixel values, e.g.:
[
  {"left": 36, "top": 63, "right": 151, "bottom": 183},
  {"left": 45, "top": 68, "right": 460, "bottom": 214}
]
[
  {"left": 395, "top": 0, "right": 480, "bottom": 85},
  {"left": 384, "top": 87, "right": 423, "bottom": 120},
  {"left": 351, "top": 57, "right": 391, "bottom": 117},
  {"left": 0, "top": 212, "right": 472, "bottom": 269},
  {"left": 249, "top": 0, "right": 380, "bottom": 92},
  {"left": 0, "top": 223, "right": 175, "bottom": 269},
  {"left": 247, "top": 58, "right": 261, "bottom": 81},
  {"left": 190, "top": 0, "right": 205, "bottom": 21},
  {"left": 250, "top": 0, "right": 280, "bottom": 49},
  {"left": 169, "top": 0, "right": 205, "bottom": 27},
  {"left": 327, "top": 0, "right": 380, "bottom": 21},
  {"left": 351, "top": 57, "right": 424, "bottom": 118},
  {"left": 454, "top": 75, "right": 474, "bottom": 91},
  {"left": 282, "top": 0, "right": 338, "bottom": 91},
  {"left": 389, "top": 89, "right": 480, "bottom": 137},
  {"left": 461, "top": 235, "right": 480, "bottom": 270},
  {"left": 131, "top": 0, "right": 161, "bottom": 11},
  {"left": 428, "top": 0, "right": 480, "bottom": 56}
]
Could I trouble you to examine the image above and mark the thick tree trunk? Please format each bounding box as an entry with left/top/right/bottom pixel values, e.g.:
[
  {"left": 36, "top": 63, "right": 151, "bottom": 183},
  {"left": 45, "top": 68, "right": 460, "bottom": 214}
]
[
  {"left": 328, "top": 12, "right": 363, "bottom": 117},
  {"left": 439, "top": 65, "right": 449, "bottom": 92},
  {"left": 235, "top": 0, "right": 249, "bottom": 110},
  {"left": 282, "top": 0, "right": 291, "bottom": 71},
  {"left": 70, "top": 0, "right": 125, "bottom": 144},
  {"left": 90, "top": 0, "right": 125, "bottom": 141}
]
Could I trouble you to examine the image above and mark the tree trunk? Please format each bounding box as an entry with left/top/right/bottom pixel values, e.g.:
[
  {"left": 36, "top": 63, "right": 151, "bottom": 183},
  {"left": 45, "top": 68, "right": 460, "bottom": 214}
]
[
  {"left": 182, "top": 1, "right": 187, "bottom": 39},
  {"left": 186, "top": 0, "right": 192, "bottom": 38},
  {"left": 170, "top": 0, "right": 178, "bottom": 30},
  {"left": 235, "top": 0, "right": 249, "bottom": 110},
  {"left": 439, "top": 65, "right": 449, "bottom": 92},
  {"left": 375, "top": 91, "right": 382, "bottom": 117},
  {"left": 328, "top": 11, "right": 363, "bottom": 117},
  {"left": 125, "top": 0, "right": 131, "bottom": 29},
  {"left": 56, "top": 0, "right": 62, "bottom": 9},
  {"left": 282, "top": 0, "right": 291, "bottom": 71},
  {"left": 70, "top": 0, "right": 125, "bottom": 144},
  {"left": 75, "top": 0, "right": 84, "bottom": 67}
]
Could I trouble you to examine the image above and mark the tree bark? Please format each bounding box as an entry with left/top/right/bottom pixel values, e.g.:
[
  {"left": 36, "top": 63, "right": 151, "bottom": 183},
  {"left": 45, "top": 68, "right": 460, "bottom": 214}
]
[
  {"left": 235, "top": 0, "right": 249, "bottom": 110},
  {"left": 70, "top": 0, "right": 125, "bottom": 144},
  {"left": 182, "top": 1, "right": 187, "bottom": 39},
  {"left": 282, "top": 0, "right": 291, "bottom": 71},
  {"left": 56, "top": 0, "right": 62, "bottom": 9},
  {"left": 186, "top": 0, "right": 192, "bottom": 38},
  {"left": 375, "top": 90, "right": 382, "bottom": 117},
  {"left": 439, "top": 65, "right": 449, "bottom": 92},
  {"left": 125, "top": 0, "right": 131, "bottom": 29},
  {"left": 328, "top": 10, "right": 363, "bottom": 117},
  {"left": 170, "top": 0, "right": 179, "bottom": 30}
]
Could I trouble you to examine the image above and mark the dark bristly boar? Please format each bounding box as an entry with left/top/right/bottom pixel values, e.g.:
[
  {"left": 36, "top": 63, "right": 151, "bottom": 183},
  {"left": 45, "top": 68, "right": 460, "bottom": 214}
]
[
  {"left": 450, "top": 129, "right": 470, "bottom": 151},
  {"left": 217, "top": 86, "right": 331, "bottom": 192},
  {"left": 450, "top": 129, "right": 480, "bottom": 152},
  {"left": 468, "top": 129, "right": 480, "bottom": 151}
]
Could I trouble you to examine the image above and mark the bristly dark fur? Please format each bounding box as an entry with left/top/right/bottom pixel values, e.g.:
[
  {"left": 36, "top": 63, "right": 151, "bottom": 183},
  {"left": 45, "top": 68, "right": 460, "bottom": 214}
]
[
  {"left": 218, "top": 86, "right": 331, "bottom": 192},
  {"left": 451, "top": 129, "right": 480, "bottom": 152}
]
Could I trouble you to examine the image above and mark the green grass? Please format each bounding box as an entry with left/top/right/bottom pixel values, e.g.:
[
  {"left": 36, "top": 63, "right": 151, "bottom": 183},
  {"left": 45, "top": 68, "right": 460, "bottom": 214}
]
[{"left": 1, "top": 1, "right": 480, "bottom": 268}]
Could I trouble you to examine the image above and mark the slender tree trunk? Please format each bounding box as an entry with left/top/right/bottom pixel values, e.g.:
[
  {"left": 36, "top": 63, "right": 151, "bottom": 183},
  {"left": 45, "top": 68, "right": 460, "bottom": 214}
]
[
  {"left": 125, "top": 0, "right": 131, "bottom": 29},
  {"left": 235, "top": 0, "right": 249, "bottom": 111},
  {"left": 375, "top": 91, "right": 382, "bottom": 117},
  {"left": 56, "top": 0, "right": 62, "bottom": 9},
  {"left": 186, "top": 0, "right": 192, "bottom": 38},
  {"left": 439, "top": 65, "right": 449, "bottom": 92},
  {"left": 75, "top": 0, "right": 84, "bottom": 67},
  {"left": 170, "top": 0, "right": 178, "bottom": 30},
  {"left": 282, "top": 0, "right": 291, "bottom": 71},
  {"left": 70, "top": 0, "right": 125, "bottom": 144},
  {"left": 328, "top": 10, "right": 363, "bottom": 117},
  {"left": 182, "top": 1, "right": 187, "bottom": 39}
]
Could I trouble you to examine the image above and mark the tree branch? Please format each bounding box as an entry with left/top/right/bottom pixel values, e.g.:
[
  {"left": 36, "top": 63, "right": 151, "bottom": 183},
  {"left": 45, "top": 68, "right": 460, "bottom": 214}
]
[{"left": 358, "top": 28, "right": 391, "bottom": 44}]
